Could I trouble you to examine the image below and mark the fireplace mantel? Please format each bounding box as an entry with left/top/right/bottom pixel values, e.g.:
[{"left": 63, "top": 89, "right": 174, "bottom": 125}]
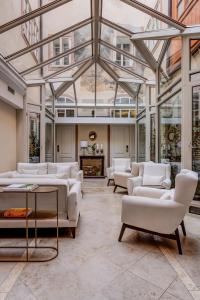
[{"left": 80, "top": 155, "right": 104, "bottom": 178}]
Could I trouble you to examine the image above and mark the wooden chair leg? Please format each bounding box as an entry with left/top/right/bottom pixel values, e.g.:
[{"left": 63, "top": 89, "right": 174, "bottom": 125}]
[
  {"left": 180, "top": 220, "right": 186, "bottom": 236},
  {"left": 107, "top": 179, "right": 111, "bottom": 186},
  {"left": 70, "top": 227, "right": 76, "bottom": 239},
  {"left": 175, "top": 228, "right": 182, "bottom": 255},
  {"left": 118, "top": 223, "right": 126, "bottom": 242},
  {"left": 113, "top": 185, "right": 118, "bottom": 193}
]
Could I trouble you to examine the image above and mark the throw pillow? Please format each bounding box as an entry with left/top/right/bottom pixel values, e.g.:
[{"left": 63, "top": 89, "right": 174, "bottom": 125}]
[
  {"left": 56, "top": 165, "right": 71, "bottom": 179},
  {"left": 20, "top": 169, "right": 39, "bottom": 175},
  {"left": 143, "top": 175, "right": 164, "bottom": 186}
]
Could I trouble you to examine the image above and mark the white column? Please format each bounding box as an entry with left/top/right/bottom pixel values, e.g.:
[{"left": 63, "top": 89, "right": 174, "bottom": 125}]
[
  {"left": 181, "top": 36, "right": 192, "bottom": 169},
  {"left": 40, "top": 84, "right": 46, "bottom": 162},
  {"left": 145, "top": 84, "right": 151, "bottom": 161},
  {"left": 155, "top": 67, "right": 159, "bottom": 163}
]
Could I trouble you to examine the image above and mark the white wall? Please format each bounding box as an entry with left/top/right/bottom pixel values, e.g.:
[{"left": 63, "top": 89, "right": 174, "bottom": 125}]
[{"left": 0, "top": 100, "right": 17, "bottom": 172}]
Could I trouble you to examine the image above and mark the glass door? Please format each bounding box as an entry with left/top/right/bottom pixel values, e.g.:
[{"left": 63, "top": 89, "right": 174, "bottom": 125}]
[
  {"left": 192, "top": 86, "right": 200, "bottom": 196},
  {"left": 137, "top": 116, "right": 146, "bottom": 162}
]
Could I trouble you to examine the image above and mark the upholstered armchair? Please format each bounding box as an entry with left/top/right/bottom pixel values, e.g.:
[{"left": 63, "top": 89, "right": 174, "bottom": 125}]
[
  {"left": 113, "top": 162, "right": 140, "bottom": 192},
  {"left": 106, "top": 158, "right": 131, "bottom": 186},
  {"left": 119, "top": 169, "right": 198, "bottom": 254},
  {"left": 127, "top": 163, "right": 171, "bottom": 195}
]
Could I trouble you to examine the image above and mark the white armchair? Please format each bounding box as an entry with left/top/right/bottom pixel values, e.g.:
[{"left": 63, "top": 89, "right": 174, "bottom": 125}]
[
  {"left": 119, "top": 169, "right": 198, "bottom": 254},
  {"left": 113, "top": 162, "right": 140, "bottom": 192},
  {"left": 127, "top": 163, "right": 171, "bottom": 195},
  {"left": 106, "top": 158, "right": 131, "bottom": 186}
]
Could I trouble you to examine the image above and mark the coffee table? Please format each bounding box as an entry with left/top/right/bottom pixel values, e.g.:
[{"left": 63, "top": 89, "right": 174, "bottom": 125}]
[{"left": 0, "top": 186, "right": 59, "bottom": 262}]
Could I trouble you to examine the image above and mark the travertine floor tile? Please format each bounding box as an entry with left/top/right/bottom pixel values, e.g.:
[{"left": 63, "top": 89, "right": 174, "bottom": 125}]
[{"left": 0, "top": 179, "right": 199, "bottom": 300}]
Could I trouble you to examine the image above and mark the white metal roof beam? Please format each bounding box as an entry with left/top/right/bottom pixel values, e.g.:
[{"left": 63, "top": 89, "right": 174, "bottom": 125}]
[
  {"left": 91, "top": 0, "right": 102, "bottom": 61},
  {"left": 55, "top": 59, "right": 94, "bottom": 98},
  {"left": 131, "top": 28, "right": 181, "bottom": 40},
  {"left": 20, "top": 40, "right": 93, "bottom": 76},
  {"left": 120, "top": 0, "right": 185, "bottom": 31},
  {"left": 131, "top": 40, "right": 157, "bottom": 72},
  {"left": 5, "top": 18, "right": 92, "bottom": 62},
  {"left": 0, "top": 0, "right": 72, "bottom": 34},
  {"left": 131, "top": 25, "right": 200, "bottom": 40}
]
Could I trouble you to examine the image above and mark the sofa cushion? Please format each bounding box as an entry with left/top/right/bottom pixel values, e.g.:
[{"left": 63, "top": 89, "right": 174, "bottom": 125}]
[
  {"left": 17, "top": 163, "right": 48, "bottom": 175},
  {"left": 143, "top": 175, "right": 164, "bottom": 186},
  {"left": 112, "top": 158, "right": 130, "bottom": 172},
  {"left": 12, "top": 173, "right": 58, "bottom": 179},
  {"left": 143, "top": 163, "right": 167, "bottom": 178},
  {"left": 139, "top": 161, "right": 154, "bottom": 177},
  {"left": 20, "top": 169, "right": 39, "bottom": 175},
  {"left": 48, "top": 162, "right": 79, "bottom": 178},
  {"left": 56, "top": 165, "right": 71, "bottom": 179}
]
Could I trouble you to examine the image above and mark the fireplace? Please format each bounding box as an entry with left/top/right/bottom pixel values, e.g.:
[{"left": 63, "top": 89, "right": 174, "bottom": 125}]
[{"left": 80, "top": 155, "right": 104, "bottom": 178}]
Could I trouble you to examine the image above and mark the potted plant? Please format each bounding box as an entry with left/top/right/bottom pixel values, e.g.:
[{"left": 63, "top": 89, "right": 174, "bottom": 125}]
[{"left": 88, "top": 143, "right": 96, "bottom": 155}]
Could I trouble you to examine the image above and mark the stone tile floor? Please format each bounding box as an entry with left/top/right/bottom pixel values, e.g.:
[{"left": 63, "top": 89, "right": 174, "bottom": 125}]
[{"left": 0, "top": 179, "right": 200, "bottom": 300}]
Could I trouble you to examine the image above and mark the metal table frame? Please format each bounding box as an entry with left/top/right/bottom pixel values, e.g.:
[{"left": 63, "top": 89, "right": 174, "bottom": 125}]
[{"left": 0, "top": 186, "right": 59, "bottom": 262}]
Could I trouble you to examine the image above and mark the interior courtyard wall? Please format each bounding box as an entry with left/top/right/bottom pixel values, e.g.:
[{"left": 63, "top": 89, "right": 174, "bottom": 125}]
[
  {"left": 78, "top": 124, "right": 108, "bottom": 172},
  {"left": 0, "top": 100, "right": 17, "bottom": 172}
]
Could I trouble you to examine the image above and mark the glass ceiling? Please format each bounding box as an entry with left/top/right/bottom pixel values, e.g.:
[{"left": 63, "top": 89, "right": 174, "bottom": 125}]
[{"left": 0, "top": 0, "right": 198, "bottom": 109}]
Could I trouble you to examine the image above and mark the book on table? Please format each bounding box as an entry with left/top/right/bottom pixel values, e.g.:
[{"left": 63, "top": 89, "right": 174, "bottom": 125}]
[
  {"left": 3, "top": 208, "right": 33, "bottom": 218},
  {"left": 3, "top": 184, "right": 38, "bottom": 192}
]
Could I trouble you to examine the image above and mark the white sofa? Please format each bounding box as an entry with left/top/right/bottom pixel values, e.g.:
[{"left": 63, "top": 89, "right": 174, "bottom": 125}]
[
  {"left": 119, "top": 169, "right": 198, "bottom": 254},
  {"left": 8, "top": 162, "right": 83, "bottom": 184},
  {"left": 0, "top": 162, "right": 83, "bottom": 238},
  {"left": 106, "top": 158, "right": 131, "bottom": 186}
]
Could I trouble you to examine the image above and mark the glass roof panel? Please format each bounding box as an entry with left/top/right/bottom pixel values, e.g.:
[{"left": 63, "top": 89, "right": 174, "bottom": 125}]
[
  {"left": 100, "top": 44, "right": 146, "bottom": 79},
  {"left": 160, "top": 37, "right": 182, "bottom": 93},
  {"left": 101, "top": 23, "right": 146, "bottom": 63},
  {"left": 138, "top": 84, "right": 145, "bottom": 113},
  {"left": 96, "top": 64, "right": 116, "bottom": 106},
  {"left": 138, "top": 0, "right": 200, "bottom": 26},
  {"left": 102, "top": 0, "right": 171, "bottom": 34},
  {"left": 74, "top": 24, "right": 92, "bottom": 47},
  {"left": 116, "top": 85, "right": 137, "bottom": 110},
  {"left": 75, "top": 64, "right": 95, "bottom": 105},
  {"left": 144, "top": 40, "right": 164, "bottom": 61},
  {"left": 55, "top": 85, "right": 76, "bottom": 106},
  {"left": 42, "top": 60, "right": 88, "bottom": 80},
  {"left": 0, "top": 0, "right": 39, "bottom": 25},
  {"left": 102, "top": 60, "right": 144, "bottom": 82},
  {"left": 42, "top": 0, "right": 91, "bottom": 36},
  {"left": 125, "top": 82, "right": 140, "bottom": 97}
]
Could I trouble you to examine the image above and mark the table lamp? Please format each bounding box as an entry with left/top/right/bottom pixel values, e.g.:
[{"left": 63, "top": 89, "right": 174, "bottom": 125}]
[{"left": 80, "top": 141, "right": 88, "bottom": 155}]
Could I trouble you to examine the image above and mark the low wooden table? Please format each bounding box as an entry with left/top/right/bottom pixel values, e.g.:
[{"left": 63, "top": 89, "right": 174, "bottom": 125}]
[{"left": 0, "top": 186, "right": 59, "bottom": 262}]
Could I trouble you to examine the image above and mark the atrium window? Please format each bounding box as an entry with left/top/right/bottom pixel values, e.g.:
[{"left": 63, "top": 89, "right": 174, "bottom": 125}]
[
  {"left": 116, "top": 37, "right": 132, "bottom": 67},
  {"left": 159, "top": 92, "right": 181, "bottom": 173},
  {"left": 53, "top": 37, "right": 71, "bottom": 66},
  {"left": 57, "top": 109, "right": 65, "bottom": 118}
]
